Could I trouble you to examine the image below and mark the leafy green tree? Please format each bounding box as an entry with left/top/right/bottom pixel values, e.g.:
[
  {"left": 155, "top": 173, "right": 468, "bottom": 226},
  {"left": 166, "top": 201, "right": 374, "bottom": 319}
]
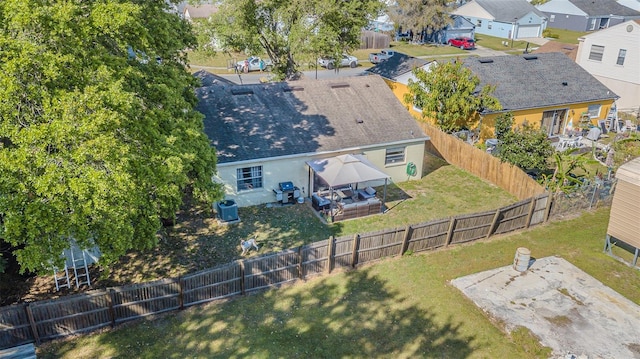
[
  {"left": 405, "top": 60, "right": 501, "bottom": 133},
  {"left": 388, "top": 0, "right": 451, "bottom": 39},
  {"left": 541, "top": 149, "right": 590, "bottom": 194},
  {"left": 0, "top": 0, "right": 222, "bottom": 274},
  {"left": 494, "top": 113, "right": 554, "bottom": 171},
  {"left": 204, "top": 0, "right": 383, "bottom": 80}
]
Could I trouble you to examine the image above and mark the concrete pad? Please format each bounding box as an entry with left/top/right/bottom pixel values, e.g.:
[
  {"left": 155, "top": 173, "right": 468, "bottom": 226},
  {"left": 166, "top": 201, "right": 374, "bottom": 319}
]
[{"left": 451, "top": 256, "right": 640, "bottom": 359}]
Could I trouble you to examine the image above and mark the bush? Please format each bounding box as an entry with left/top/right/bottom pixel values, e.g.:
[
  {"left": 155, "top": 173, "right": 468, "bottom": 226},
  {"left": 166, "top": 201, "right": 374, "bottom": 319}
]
[{"left": 543, "top": 29, "right": 559, "bottom": 39}]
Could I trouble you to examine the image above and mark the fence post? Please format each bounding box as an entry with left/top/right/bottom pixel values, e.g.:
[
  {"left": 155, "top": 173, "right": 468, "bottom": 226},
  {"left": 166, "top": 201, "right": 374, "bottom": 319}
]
[
  {"left": 486, "top": 208, "right": 501, "bottom": 239},
  {"left": 445, "top": 218, "right": 456, "bottom": 246},
  {"left": 543, "top": 191, "right": 553, "bottom": 222},
  {"left": 24, "top": 304, "right": 40, "bottom": 345},
  {"left": 297, "top": 246, "right": 303, "bottom": 279},
  {"left": 107, "top": 288, "right": 116, "bottom": 327},
  {"left": 400, "top": 225, "right": 412, "bottom": 255},
  {"left": 351, "top": 234, "right": 360, "bottom": 268},
  {"left": 178, "top": 277, "right": 184, "bottom": 310},
  {"left": 326, "top": 236, "right": 335, "bottom": 274},
  {"left": 239, "top": 260, "right": 246, "bottom": 296},
  {"left": 525, "top": 197, "right": 537, "bottom": 228}
]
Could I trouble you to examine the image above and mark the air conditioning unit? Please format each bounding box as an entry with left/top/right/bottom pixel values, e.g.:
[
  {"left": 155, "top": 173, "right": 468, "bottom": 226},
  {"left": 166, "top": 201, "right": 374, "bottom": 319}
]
[{"left": 216, "top": 200, "right": 239, "bottom": 222}]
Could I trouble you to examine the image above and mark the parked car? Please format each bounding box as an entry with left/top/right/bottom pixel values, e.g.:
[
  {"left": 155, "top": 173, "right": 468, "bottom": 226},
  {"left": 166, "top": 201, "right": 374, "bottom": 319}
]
[
  {"left": 236, "top": 56, "right": 273, "bottom": 73},
  {"left": 447, "top": 37, "right": 475, "bottom": 50},
  {"left": 317, "top": 54, "right": 359, "bottom": 69}
]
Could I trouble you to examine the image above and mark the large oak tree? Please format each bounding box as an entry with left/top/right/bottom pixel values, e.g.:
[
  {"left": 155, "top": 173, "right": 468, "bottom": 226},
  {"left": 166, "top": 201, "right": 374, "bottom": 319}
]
[{"left": 0, "top": 0, "right": 222, "bottom": 273}]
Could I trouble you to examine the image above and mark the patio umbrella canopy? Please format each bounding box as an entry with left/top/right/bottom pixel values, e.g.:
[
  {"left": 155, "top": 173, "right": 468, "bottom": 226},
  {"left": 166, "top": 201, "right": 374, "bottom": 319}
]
[{"left": 306, "top": 154, "right": 390, "bottom": 188}]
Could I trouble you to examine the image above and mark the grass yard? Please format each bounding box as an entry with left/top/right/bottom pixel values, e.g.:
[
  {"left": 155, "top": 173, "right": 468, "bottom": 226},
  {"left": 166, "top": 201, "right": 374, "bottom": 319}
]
[
  {"left": 474, "top": 33, "right": 530, "bottom": 53},
  {"left": 543, "top": 27, "right": 589, "bottom": 44},
  {"left": 37, "top": 207, "right": 640, "bottom": 359}
]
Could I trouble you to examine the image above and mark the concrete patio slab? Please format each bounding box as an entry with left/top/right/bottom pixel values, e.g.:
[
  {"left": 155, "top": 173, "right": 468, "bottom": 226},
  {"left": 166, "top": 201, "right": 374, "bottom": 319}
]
[{"left": 451, "top": 256, "right": 640, "bottom": 359}]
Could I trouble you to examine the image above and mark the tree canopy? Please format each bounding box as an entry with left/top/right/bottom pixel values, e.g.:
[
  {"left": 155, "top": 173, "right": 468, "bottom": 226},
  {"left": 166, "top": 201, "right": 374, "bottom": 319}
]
[
  {"left": 388, "top": 0, "right": 451, "bottom": 39},
  {"left": 204, "top": 0, "right": 384, "bottom": 79},
  {"left": 405, "top": 60, "right": 501, "bottom": 133},
  {"left": 0, "top": 0, "right": 222, "bottom": 274}
]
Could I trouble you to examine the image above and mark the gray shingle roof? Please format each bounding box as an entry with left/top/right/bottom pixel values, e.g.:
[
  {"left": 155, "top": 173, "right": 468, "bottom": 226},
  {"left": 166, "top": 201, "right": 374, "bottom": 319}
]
[
  {"left": 196, "top": 75, "right": 428, "bottom": 164},
  {"left": 461, "top": 52, "right": 618, "bottom": 113},
  {"left": 475, "top": 0, "right": 546, "bottom": 22},
  {"left": 365, "top": 53, "right": 429, "bottom": 80},
  {"left": 569, "top": 0, "right": 640, "bottom": 16}
]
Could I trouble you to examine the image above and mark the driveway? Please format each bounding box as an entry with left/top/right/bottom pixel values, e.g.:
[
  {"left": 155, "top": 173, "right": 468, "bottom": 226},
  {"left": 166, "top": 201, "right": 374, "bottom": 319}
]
[{"left": 452, "top": 256, "right": 640, "bottom": 359}]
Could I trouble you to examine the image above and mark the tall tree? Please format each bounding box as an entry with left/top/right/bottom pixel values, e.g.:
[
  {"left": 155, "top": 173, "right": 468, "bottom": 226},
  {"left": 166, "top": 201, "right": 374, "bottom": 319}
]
[
  {"left": 206, "top": 0, "right": 384, "bottom": 80},
  {"left": 387, "top": 0, "right": 451, "bottom": 40},
  {"left": 405, "top": 60, "right": 501, "bottom": 133},
  {"left": 0, "top": 0, "right": 222, "bottom": 274}
]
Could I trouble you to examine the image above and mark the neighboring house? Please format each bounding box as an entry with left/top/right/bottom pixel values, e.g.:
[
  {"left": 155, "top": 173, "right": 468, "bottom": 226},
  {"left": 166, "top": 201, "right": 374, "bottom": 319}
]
[
  {"left": 575, "top": 20, "right": 640, "bottom": 110},
  {"left": 532, "top": 41, "right": 578, "bottom": 61},
  {"left": 365, "top": 53, "right": 437, "bottom": 119},
  {"left": 422, "top": 15, "right": 476, "bottom": 44},
  {"left": 537, "top": 0, "right": 640, "bottom": 32},
  {"left": 452, "top": 0, "right": 548, "bottom": 39},
  {"left": 195, "top": 74, "right": 429, "bottom": 207},
  {"left": 182, "top": 4, "right": 218, "bottom": 21},
  {"left": 461, "top": 52, "right": 618, "bottom": 138}
]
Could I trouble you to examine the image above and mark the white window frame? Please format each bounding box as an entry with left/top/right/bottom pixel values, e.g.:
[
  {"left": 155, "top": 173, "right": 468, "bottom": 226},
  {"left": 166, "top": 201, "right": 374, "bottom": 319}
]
[
  {"left": 616, "top": 49, "right": 626, "bottom": 65},
  {"left": 236, "top": 166, "right": 263, "bottom": 191},
  {"left": 587, "top": 104, "right": 601, "bottom": 118},
  {"left": 385, "top": 147, "right": 406, "bottom": 165},
  {"left": 476, "top": 19, "right": 482, "bottom": 27},
  {"left": 588, "top": 45, "right": 604, "bottom": 61}
]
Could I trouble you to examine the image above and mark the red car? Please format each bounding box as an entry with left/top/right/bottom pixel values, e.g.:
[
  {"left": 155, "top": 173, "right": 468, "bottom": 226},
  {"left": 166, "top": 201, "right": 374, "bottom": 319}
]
[{"left": 448, "top": 37, "right": 476, "bottom": 50}]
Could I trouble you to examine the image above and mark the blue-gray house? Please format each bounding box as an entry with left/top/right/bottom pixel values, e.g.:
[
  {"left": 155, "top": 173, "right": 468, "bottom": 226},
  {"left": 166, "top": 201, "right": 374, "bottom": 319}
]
[
  {"left": 423, "top": 15, "right": 476, "bottom": 44},
  {"left": 537, "top": 0, "right": 640, "bottom": 32},
  {"left": 453, "top": 0, "right": 547, "bottom": 39}
]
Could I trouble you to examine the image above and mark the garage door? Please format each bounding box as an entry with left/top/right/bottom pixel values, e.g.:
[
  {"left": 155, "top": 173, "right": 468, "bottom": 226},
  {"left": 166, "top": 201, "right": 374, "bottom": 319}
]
[{"left": 516, "top": 25, "right": 540, "bottom": 38}]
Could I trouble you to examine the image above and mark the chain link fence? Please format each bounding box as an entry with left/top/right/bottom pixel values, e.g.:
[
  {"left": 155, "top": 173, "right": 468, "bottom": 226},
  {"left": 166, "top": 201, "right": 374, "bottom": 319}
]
[{"left": 549, "top": 178, "right": 616, "bottom": 218}]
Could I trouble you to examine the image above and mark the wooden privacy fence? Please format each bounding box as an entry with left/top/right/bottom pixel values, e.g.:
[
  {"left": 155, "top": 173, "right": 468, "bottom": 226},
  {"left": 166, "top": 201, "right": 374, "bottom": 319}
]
[
  {"left": 0, "top": 194, "right": 550, "bottom": 349},
  {"left": 418, "top": 122, "right": 546, "bottom": 200}
]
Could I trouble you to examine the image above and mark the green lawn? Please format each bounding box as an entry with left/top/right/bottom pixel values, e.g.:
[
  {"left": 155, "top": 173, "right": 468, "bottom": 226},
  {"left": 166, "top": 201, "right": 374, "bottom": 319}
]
[
  {"left": 543, "top": 27, "right": 589, "bottom": 44},
  {"left": 37, "top": 207, "right": 640, "bottom": 358},
  {"left": 474, "top": 33, "right": 530, "bottom": 52}
]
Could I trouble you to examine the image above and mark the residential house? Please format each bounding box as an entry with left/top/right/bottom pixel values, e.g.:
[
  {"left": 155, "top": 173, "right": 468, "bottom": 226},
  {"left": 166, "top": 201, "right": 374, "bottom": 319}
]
[
  {"left": 461, "top": 52, "right": 618, "bottom": 138},
  {"left": 195, "top": 73, "right": 429, "bottom": 207},
  {"left": 365, "top": 53, "right": 437, "bottom": 119},
  {"left": 575, "top": 20, "right": 640, "bottom": 110},
  {"left": 536, "top": 0, "right": 640, "bottom": 32},
  {"left": 182, "top": 4, "right": 218, "bottom": 21},
  {"left": 422, "top": 15, "right": 476, "bottom": 44},
  {"left": 452, "top": 0, "right": 548, "bottom": 39}
]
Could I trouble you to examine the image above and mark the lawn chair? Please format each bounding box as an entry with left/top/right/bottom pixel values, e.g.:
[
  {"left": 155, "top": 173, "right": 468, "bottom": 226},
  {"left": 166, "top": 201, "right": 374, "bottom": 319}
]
[{"left": 625, "top": 120, "right": 637, "bottom": 132}]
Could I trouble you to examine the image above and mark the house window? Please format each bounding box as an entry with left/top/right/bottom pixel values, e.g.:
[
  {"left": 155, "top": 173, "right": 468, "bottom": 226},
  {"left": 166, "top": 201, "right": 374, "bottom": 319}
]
[
  {"left": 550, "top": 14, "right": 555, "bottom": 22},
  {"left": 588, "top": 45, "right": 604, "bottom": 61},
  {"left": 616, "top": 49, "right": 626, "bottom": 65},
  {"left": 385, "top": 147, "right": 406, "bottom": 165},
  {"left": 237, "top": 166, "right": 263, "bottom": 191},
  {"left": 476, "top": 19, "right": 482, "bottom": 27},
  {"left": 411, "top": 95, "right": 424, "bottom": 113},
  {"left": 587, "top": 104, "right": 601, "bottom": 118},
  {"left": 488, "top": 22, "right": 492, "bottom": 30}
]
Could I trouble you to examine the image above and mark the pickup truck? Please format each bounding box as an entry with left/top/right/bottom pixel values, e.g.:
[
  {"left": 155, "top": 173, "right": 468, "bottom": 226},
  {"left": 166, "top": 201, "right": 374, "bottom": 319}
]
[
  {"left": 236, "top": 56, "right": 273, "bottom": 73},
  {"left": 368, "top": 49, "right": 395, "bottom": 64}
]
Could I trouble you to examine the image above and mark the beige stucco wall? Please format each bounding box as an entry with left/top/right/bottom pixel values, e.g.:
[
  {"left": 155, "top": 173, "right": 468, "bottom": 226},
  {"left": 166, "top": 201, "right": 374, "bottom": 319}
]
[{"left": 216, "top": 141, "right": 426, "bottom": 207}]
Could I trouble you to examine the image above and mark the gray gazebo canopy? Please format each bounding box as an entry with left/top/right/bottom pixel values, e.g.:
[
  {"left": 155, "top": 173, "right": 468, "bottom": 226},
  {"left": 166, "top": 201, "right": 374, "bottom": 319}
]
[{"left": 306, "top": 154, "right": 390, "bottom": 206}]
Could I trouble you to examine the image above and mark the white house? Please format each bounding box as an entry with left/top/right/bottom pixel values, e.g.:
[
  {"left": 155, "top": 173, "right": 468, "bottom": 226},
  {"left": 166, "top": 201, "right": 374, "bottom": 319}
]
[
  {"left": 194, "top": 72, "right": 429, "bottom": 207},
  {"left": 453, "top": 0, "right": 547, "bottom": 39},
  {"left": 575, "top": 20, "right": 640, "bottom": 110}
]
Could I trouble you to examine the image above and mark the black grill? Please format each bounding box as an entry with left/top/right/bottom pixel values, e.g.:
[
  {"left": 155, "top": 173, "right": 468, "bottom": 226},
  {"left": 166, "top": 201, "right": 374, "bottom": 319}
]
[{"left": 279, "top": 181, "right": 294, "bottom": 191}]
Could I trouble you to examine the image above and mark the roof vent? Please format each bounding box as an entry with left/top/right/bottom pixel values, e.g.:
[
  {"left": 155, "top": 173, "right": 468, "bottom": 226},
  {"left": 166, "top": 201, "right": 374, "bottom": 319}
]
[
  {"left": 355, "top": 118, "right": 364, "bottom": 124},
  {"left": 562, "top": 82, "right": 568, "bottom": 86},
  {"left": 330, "top": 83, "right": 350, "bottom": 89},
  {"left": 231, "top": 88, "right": 254, "bottom": 95},
  {"left": 478, "top": 58, "right": 494, "bottom": 63},
  {"left": 523, "top": 55, "right": 538, "bottom": 60}
]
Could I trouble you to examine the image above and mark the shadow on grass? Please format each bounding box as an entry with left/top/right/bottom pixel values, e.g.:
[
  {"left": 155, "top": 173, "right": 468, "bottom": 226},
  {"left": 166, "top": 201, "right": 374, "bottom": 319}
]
[{"left": 39, "top": 268, "right": 477, "bottom": 358}]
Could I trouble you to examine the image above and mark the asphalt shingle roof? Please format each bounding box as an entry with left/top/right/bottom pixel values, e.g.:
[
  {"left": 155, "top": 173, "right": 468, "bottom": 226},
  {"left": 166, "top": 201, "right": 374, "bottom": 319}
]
[
  {"left": 461, "top": 52, "right": 618, "bottom": 113},
  {"left": 365, "top": 53, "right": 429, "bottom": 80},
  {"left": 475, "top": 0, "right": 546, "bottom": 22},
  {"left": 568, "top": 0, "right": 640, "bottom": 16},
  {"left": 195, "top": 75, "right": 428, "bottom": 164}
]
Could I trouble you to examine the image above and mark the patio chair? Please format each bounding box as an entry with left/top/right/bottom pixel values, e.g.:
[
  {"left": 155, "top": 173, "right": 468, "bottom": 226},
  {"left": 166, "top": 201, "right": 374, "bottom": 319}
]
[{"left": 625, "top": 120, "right": 637, "bottom": 132}]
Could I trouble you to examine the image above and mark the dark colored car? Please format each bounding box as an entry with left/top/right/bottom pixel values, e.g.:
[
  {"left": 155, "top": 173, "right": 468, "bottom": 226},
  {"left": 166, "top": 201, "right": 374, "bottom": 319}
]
[{"left": 448, "top": 37, "right": 476, "bottom": 50}]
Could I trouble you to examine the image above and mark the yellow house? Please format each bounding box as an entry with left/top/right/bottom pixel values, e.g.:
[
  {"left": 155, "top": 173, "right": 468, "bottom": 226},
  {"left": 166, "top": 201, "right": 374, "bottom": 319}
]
[{"left": 369, "top": 52, "right": 618, "bottom": 140}]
